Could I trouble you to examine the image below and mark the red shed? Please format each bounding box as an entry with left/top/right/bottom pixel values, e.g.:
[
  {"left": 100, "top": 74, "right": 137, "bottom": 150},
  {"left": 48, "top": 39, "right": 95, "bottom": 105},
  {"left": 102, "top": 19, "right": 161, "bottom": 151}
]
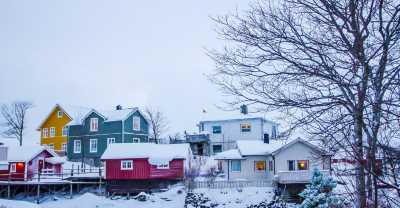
[
  {"left": 101, "top": 143, "right": 191, "bottom": 180},
  {"left": 0, "top": 145, "right": 64, "bottom": 181}
]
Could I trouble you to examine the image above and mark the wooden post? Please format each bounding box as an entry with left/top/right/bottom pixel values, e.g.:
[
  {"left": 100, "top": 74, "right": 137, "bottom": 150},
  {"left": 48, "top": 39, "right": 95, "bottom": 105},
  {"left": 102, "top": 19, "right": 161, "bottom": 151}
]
[
  {"left": 69, "top": 182, "right": 73, "bottom": 199},
  {"left": 36, "top": 184, "right": 40, "bottom": 204}
]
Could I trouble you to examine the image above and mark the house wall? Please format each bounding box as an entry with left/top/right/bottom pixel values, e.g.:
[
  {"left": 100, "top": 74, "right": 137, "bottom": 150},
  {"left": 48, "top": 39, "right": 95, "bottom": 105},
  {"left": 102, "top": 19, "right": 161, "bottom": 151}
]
[
  {"left": 27, "top": 150, "right": 54, "bottom": 178},
  {"left": 9, "top": 162, "right": 25, "bottom": 180},
  {"left": 220, "top": 155, "right": 274, "bottom": 182},
  {"left": 274, "top": 142, "right": 326, "bottom": 172},
  {"left": 104, "top": 158, "right": 184, "bottom": 180},
  {"left": 39, "top": 105, "right": 71, "bottom": 152},
  {"left": 67, "top": 110, "right": 149, "bottom": 166}
]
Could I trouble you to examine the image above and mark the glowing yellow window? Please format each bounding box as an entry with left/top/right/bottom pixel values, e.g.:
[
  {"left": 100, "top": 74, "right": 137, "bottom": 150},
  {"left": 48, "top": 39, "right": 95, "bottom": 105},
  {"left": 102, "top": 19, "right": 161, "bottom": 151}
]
[
  {"left": 297, "top": 160, "right": 309, "bottom": 170},
  {"left": 255, "top": 161, "right": 266, "bottom": 171}
]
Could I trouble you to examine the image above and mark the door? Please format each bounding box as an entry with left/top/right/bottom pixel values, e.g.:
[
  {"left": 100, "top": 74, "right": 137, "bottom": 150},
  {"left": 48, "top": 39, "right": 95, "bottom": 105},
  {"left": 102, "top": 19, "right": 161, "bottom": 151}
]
[
  {"left": 38, "top": 159, "right": 44, "bottom": 172},
  {"left": 197, "top": 143, "right": 203, "bottom": 155}
]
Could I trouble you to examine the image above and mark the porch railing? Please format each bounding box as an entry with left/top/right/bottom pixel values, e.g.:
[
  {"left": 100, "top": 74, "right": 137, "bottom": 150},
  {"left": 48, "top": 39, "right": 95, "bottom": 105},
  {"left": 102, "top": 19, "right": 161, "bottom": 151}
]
[
  {"left": 276, "top": 170, "right": 330, "bottom": 184},
  {"left": 186, "top": 179, "right": 272, "bottom": 190}
]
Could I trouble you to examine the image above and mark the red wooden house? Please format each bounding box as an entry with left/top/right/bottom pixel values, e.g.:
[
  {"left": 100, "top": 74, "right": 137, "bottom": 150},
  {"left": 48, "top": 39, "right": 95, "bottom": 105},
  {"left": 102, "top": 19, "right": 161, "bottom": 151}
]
[
  {"left": 101, "top": 143, "right": 192, "bottom": 193},
  {"left": 0, "top": 145, "right": 64, "bottom": 181}
]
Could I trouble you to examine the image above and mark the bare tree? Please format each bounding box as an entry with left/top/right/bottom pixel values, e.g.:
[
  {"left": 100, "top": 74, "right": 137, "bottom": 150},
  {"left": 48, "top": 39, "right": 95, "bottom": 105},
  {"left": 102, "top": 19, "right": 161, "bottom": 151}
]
[
  {"left": 1, "top": 101, "right": 33, "bottom": 146},
  {"left": 145, "top": 107, "right": 169, "bottom": 144},
  {"left": 208, "top": 0, "right": 400, "bottom": 207}
]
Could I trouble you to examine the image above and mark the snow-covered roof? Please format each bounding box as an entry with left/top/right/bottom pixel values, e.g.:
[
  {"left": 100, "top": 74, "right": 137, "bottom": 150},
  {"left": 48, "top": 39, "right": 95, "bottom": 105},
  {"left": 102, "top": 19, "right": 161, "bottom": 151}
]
[
  {"left": 37, "top": 104, "right": 92, "bottom": 129},
  {"left": 236, "top": 139, "right": 287, "bottom": 156},
  {"left": 5, "top": 145, "right": 58, "bottom": 162},
  {"left": 214, "top": 149, "right": 243, "bottom": 160},
  {"left": 45, "top": 156, "right": 65, "bottom": 164},
  {"left": 71, "top": 107, "right": 142, "bottom": 125},
  {"left": 101, "top": 143, "right": 191, "bottom": 165},
  {"left": 199, "top": 116, "right": 277, "bottom": 125}
]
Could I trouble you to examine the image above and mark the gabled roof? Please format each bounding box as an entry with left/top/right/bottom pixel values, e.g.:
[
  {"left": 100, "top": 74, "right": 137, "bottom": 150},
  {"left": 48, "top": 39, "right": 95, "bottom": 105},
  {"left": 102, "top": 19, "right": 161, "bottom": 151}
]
[
  {"left": 72, "top": 107, "right": 144, "bottom": 125},
  {"left": 214, "top": 149, "right": 244, "bottom": 160},
  {"left": 271, "top": 138, "right": 326, "bottom": 156},
  {"left": 6, "top": 145, "right": 59, "bottom": 163},
  {"left": 37, "top": 104, "right": 91, "bottom": 130},
  {"left": 199, "top": 116, "right": 277, "bottom": 125}
]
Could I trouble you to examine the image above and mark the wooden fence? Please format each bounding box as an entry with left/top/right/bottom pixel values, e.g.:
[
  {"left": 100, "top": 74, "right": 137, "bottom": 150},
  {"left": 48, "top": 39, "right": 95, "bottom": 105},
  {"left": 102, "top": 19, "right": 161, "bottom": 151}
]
[{"left": 187, "top": 180, "right": 272, "bottom": 190}]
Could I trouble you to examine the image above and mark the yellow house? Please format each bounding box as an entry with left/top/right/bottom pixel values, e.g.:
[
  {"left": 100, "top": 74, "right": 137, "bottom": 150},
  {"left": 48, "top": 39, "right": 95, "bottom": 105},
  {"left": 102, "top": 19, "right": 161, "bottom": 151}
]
[{"left": 37, "top": 104, "right": 90, "bottom": 154}]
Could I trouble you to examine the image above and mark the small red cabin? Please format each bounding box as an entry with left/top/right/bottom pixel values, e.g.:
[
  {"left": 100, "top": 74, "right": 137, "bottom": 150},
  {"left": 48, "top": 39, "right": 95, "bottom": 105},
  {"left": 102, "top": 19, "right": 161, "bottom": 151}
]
[
  {"left": 0, "top": 145, "right": 64, "bottom": 181},
  {"left": 101, "top": 143, "right": 191, "bottom": 193}
]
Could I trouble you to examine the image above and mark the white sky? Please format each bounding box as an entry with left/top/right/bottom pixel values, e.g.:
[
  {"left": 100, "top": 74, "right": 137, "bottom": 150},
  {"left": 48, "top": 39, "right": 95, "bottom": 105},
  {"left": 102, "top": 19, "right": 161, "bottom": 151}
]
[{"left": 0, "top": 0, "right": 281, "bottom": 144}]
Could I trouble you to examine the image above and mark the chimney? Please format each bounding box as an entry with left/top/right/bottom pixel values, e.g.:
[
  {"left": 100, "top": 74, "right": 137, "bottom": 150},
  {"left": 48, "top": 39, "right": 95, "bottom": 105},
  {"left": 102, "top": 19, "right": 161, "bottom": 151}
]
[
  {"left": 0, "top": 146, "right": 8, "bottom": 161},
  {"left": 263, "top": 133, "right": 270, "bottom": 144},
  {"left": 116, "top": 105, "right": 122, "bottom": 110},
  {"left": 240, "top": 104, "right": 248, "bottom": 115}
]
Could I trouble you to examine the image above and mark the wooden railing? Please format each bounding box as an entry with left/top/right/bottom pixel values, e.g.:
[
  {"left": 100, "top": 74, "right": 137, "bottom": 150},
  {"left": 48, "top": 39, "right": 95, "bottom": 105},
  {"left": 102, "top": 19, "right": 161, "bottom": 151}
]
[{"left": 276, "top": 170, "right": 330, "bottom": 184}]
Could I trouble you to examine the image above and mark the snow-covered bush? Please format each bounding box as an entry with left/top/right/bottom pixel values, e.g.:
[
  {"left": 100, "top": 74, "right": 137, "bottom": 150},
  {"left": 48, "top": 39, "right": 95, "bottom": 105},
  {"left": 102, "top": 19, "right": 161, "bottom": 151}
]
[{"left": 298, "top": 168, "right": 343, "bottom": 208}]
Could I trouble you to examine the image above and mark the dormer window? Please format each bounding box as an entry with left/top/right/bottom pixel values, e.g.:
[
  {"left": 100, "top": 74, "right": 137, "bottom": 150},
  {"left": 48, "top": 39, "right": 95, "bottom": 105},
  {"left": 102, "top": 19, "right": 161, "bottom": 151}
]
[
  {"left": 133, "top": 117, "right": 140, "bottom": 131},
  {"left": 90, "top": 118, "right": 98, "bottom": 132},
  {"left": 57, "top": 111, "right": 63, "bottom": 118}
]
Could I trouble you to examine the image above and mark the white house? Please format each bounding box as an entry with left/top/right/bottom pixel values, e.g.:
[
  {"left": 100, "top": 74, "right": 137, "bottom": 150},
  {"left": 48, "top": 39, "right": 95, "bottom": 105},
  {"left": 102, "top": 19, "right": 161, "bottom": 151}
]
[
  {"left": 214, "top": 138, "right": 331, "bottom": 185},
  {"left": 197, "top": 117, "right": 278, "bottom": 155}
]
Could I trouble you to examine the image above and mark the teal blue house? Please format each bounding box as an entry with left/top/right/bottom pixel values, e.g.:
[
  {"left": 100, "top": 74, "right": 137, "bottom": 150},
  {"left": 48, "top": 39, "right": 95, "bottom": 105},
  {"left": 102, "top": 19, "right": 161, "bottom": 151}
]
[{"left": 67, "top": 106, "right": 149, "bottom": 166}]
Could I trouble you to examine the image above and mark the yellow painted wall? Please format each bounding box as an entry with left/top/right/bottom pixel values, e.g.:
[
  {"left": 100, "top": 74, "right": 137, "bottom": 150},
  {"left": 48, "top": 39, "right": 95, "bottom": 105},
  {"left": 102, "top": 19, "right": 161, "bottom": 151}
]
[{"left": 39, "top": 106, "right": 71, "bottom": 152}]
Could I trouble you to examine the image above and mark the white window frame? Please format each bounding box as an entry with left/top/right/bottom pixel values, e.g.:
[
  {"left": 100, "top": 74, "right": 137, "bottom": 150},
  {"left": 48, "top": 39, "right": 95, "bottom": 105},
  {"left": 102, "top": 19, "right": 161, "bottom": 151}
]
[
  {"left": 62, "top": 143, "right": 67, "bottom": 152},
  {"left": 62, "top": 126, "right": 68, "bottom": 136},
  {"left": 74, "top": 140, "right": 81, "bottom": 153},
  {"left": 121, "top": 160, "right": 133, "bottom": 170},
  {"left": 90, "top": 118, "right": 98, "bottom": 132},
  {"left": 133, "top": 117, "right": 140, "bottom": 131},
  {"left": 10, "top": 163, "right": 16, "bottom": 173},
  {"left": 288, "top": 160, "right": 295, "bottom": 171},
  {"left": 42, "top": 128, "right": 48, "bottom": 138},
  {"left": 240, "top": 123, "right": 251, "bottom": 132},
  {"left": 48, "top": 143, "right": 54, "bottom": 150},
  {"left": 57, "top": 111, "right": 63, "bottom": 118},
  {"left": 156, "top": 163, "right": 170, "bottom": 169},
  {"left": 90, "top": 139, "right": 98, "bottom": 153},
  {"left": 50, "top": 127, "right": 56, "bottom": 137},
  {"left": 133, "top": 138, "right": 140, "bottom": 143},
  {"left": 231, "top": 160, "right": 241, "bottom": 172},
  {"left": 107, "top": 138, "right": 116, "bottom": 145}
]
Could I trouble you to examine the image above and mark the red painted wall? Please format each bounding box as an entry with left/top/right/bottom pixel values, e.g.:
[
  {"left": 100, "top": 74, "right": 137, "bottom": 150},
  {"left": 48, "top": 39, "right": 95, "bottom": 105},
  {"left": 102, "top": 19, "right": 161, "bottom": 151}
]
[
  {"left": 9, "top": 162, "right": 25, "bottom": 180},
  {"left": 104, "top": 158, "right": 184, "bottom": 180}
]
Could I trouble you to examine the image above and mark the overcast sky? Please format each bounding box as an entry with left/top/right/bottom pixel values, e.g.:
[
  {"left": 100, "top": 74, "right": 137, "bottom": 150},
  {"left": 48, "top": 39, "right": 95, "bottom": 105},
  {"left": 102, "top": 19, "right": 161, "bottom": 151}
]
[{"left": 0, "top": 0, "right": 270, "bottom": 144}]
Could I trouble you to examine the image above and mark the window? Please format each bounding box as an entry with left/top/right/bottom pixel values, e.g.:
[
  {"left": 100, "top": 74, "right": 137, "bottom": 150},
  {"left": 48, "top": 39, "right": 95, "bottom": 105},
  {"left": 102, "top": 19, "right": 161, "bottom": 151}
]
[
  {"left": 90, "top": 118, "right": 98, "bottom": 132},
  {"left": 121, "top": 160, "right": 133, "bottom": 170},
  {"left": 240, "top": 123, "right": 251, "bottom": 132},
  {"left": 57, "top": 111, "right": 63, "bottom": 118},
  {"left": 297, "top": 160, "right": 309, "bottom": 171},
  {"left": 269, "top": 160, "right": 273, "bottom": 171},
  {"left": 212, "top": 126, "right": 221, "bottom": 134},
  {"left": 107, "top": 138, "right": 116, "bottom": 145},
  {"left": 213, "top": 145, "right": 222, "bottom": 153},
  {"left": 255, "top": 161, "right": 266, "bottom": 171},
  {"left": 62, "top": 126, "right": 68, "bottom": 136},
  {"left": 133, "top": 138, "right": 140, "bottom": 143},
  {"left": 10, "top": 163, "right": 16, "bottom": 173},
  {"left": 133, "top": 117, "right": 140, "bottom": 131},
  {"left": 74, "top": 140, "right": 81, "bottom": 153},
  {"left": 288, "top": 160, "right": 295, "bottom": 171},
  {"left": 156, "top": 163, "right": 170, "bottom": 169},
  {"left": 50, "top": 127, "right": 55, "bottom": 137},
  {"left": 48, "top": 144, "right": 54, "bottom": 150},
  {"left": 272, "top": 125, "right": 277, "bottom": 139},
  {"left": 62, "top": 143, "right": 67, "bottom": 152},
  {"left": 90, "top": 139, "right": 97, "bottom": 153},
  {"left": 42, "top": 128, "right": 48, "bottom": 138},
  {"left": 231, "top": 160, "right": 241, "bottom": 172}
]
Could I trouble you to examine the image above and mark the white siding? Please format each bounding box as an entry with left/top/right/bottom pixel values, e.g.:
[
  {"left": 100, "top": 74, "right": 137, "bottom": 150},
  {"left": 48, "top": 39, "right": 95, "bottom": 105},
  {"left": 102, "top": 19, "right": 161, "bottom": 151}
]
[{"left": 220, "top": 155, "right": 274, "bottom": 182}]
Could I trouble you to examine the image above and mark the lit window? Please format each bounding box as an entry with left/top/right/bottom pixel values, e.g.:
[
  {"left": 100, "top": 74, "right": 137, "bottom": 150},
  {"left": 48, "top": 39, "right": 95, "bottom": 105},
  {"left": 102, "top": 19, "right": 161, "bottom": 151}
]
[
  {"left": 240, "top": 123, "right": 251, "bottom": 132},
  {"left": 62, "top": 143, "right": 67, "bottom": 152},
  {"left": 255, "top": 161, "right": 266, "bottom": 171},
  {"left": 10, "top": 163, "right": 16, "bottom": 173},
  {"left": 57, "top": 111, "right": 63, "bottom": 118},
  {"left": 231, "top": 160, "right": 241, "bottom": 172},
  {"left": 90, "top": 118, "right": 98, "bottom": 132},
  {"left": 90, "top": 139, "right": 97, "bottom": 153},
  {"left": 156, "top": 163, "right": 170, "bottom": 169},
  {"left": 50, "top": 127, "right": 55, "bottom": 137},
  {"left": 121, "top": 160, "right": 133, "bottom": 170},
  {"left": 133, "top": 117, "right": 140, "bottom": 131},
  {"left": 62, "top": 126, "right": 68, "bottom": 136},
  {"left": 297, "top": 160, "right": 309, "bottom": 170},
  {"left": 212, "top": 126, "right": 221, "bottom": 134},
  {"left": 74, "top": 140, "right": 81, "bottom": 153},
  {"left": 42, "top": 128, "right": 48, "bottom": 138},
  {"left": 107, "top": 138, "right": 116, "bottom": 145},
  {"left": 288, "top": 160, "right": 295, "bottom": 171},
  {"left": 133, "top": 138, "right": 140, "bottom": 143}
]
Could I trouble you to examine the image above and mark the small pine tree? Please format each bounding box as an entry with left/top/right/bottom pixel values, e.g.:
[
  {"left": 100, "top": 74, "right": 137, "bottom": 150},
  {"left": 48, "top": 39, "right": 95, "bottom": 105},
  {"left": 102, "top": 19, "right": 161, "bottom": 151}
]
[{"left": 298, "top": 168, "right": 342, "bottom": 208}]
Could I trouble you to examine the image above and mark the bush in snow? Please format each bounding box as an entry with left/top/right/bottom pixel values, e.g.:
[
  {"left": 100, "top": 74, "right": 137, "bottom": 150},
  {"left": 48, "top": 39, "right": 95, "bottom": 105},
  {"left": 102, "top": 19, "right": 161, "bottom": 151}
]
[{"left": 298, "top": 168, "right": 343, "bottom": 208}]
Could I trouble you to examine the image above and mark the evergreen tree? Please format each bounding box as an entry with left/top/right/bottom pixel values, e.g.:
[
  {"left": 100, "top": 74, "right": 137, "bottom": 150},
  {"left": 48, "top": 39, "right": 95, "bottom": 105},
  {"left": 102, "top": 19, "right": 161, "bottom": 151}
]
[{"left": 298, "top": 168, "right": 342, "bottom": 208}]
